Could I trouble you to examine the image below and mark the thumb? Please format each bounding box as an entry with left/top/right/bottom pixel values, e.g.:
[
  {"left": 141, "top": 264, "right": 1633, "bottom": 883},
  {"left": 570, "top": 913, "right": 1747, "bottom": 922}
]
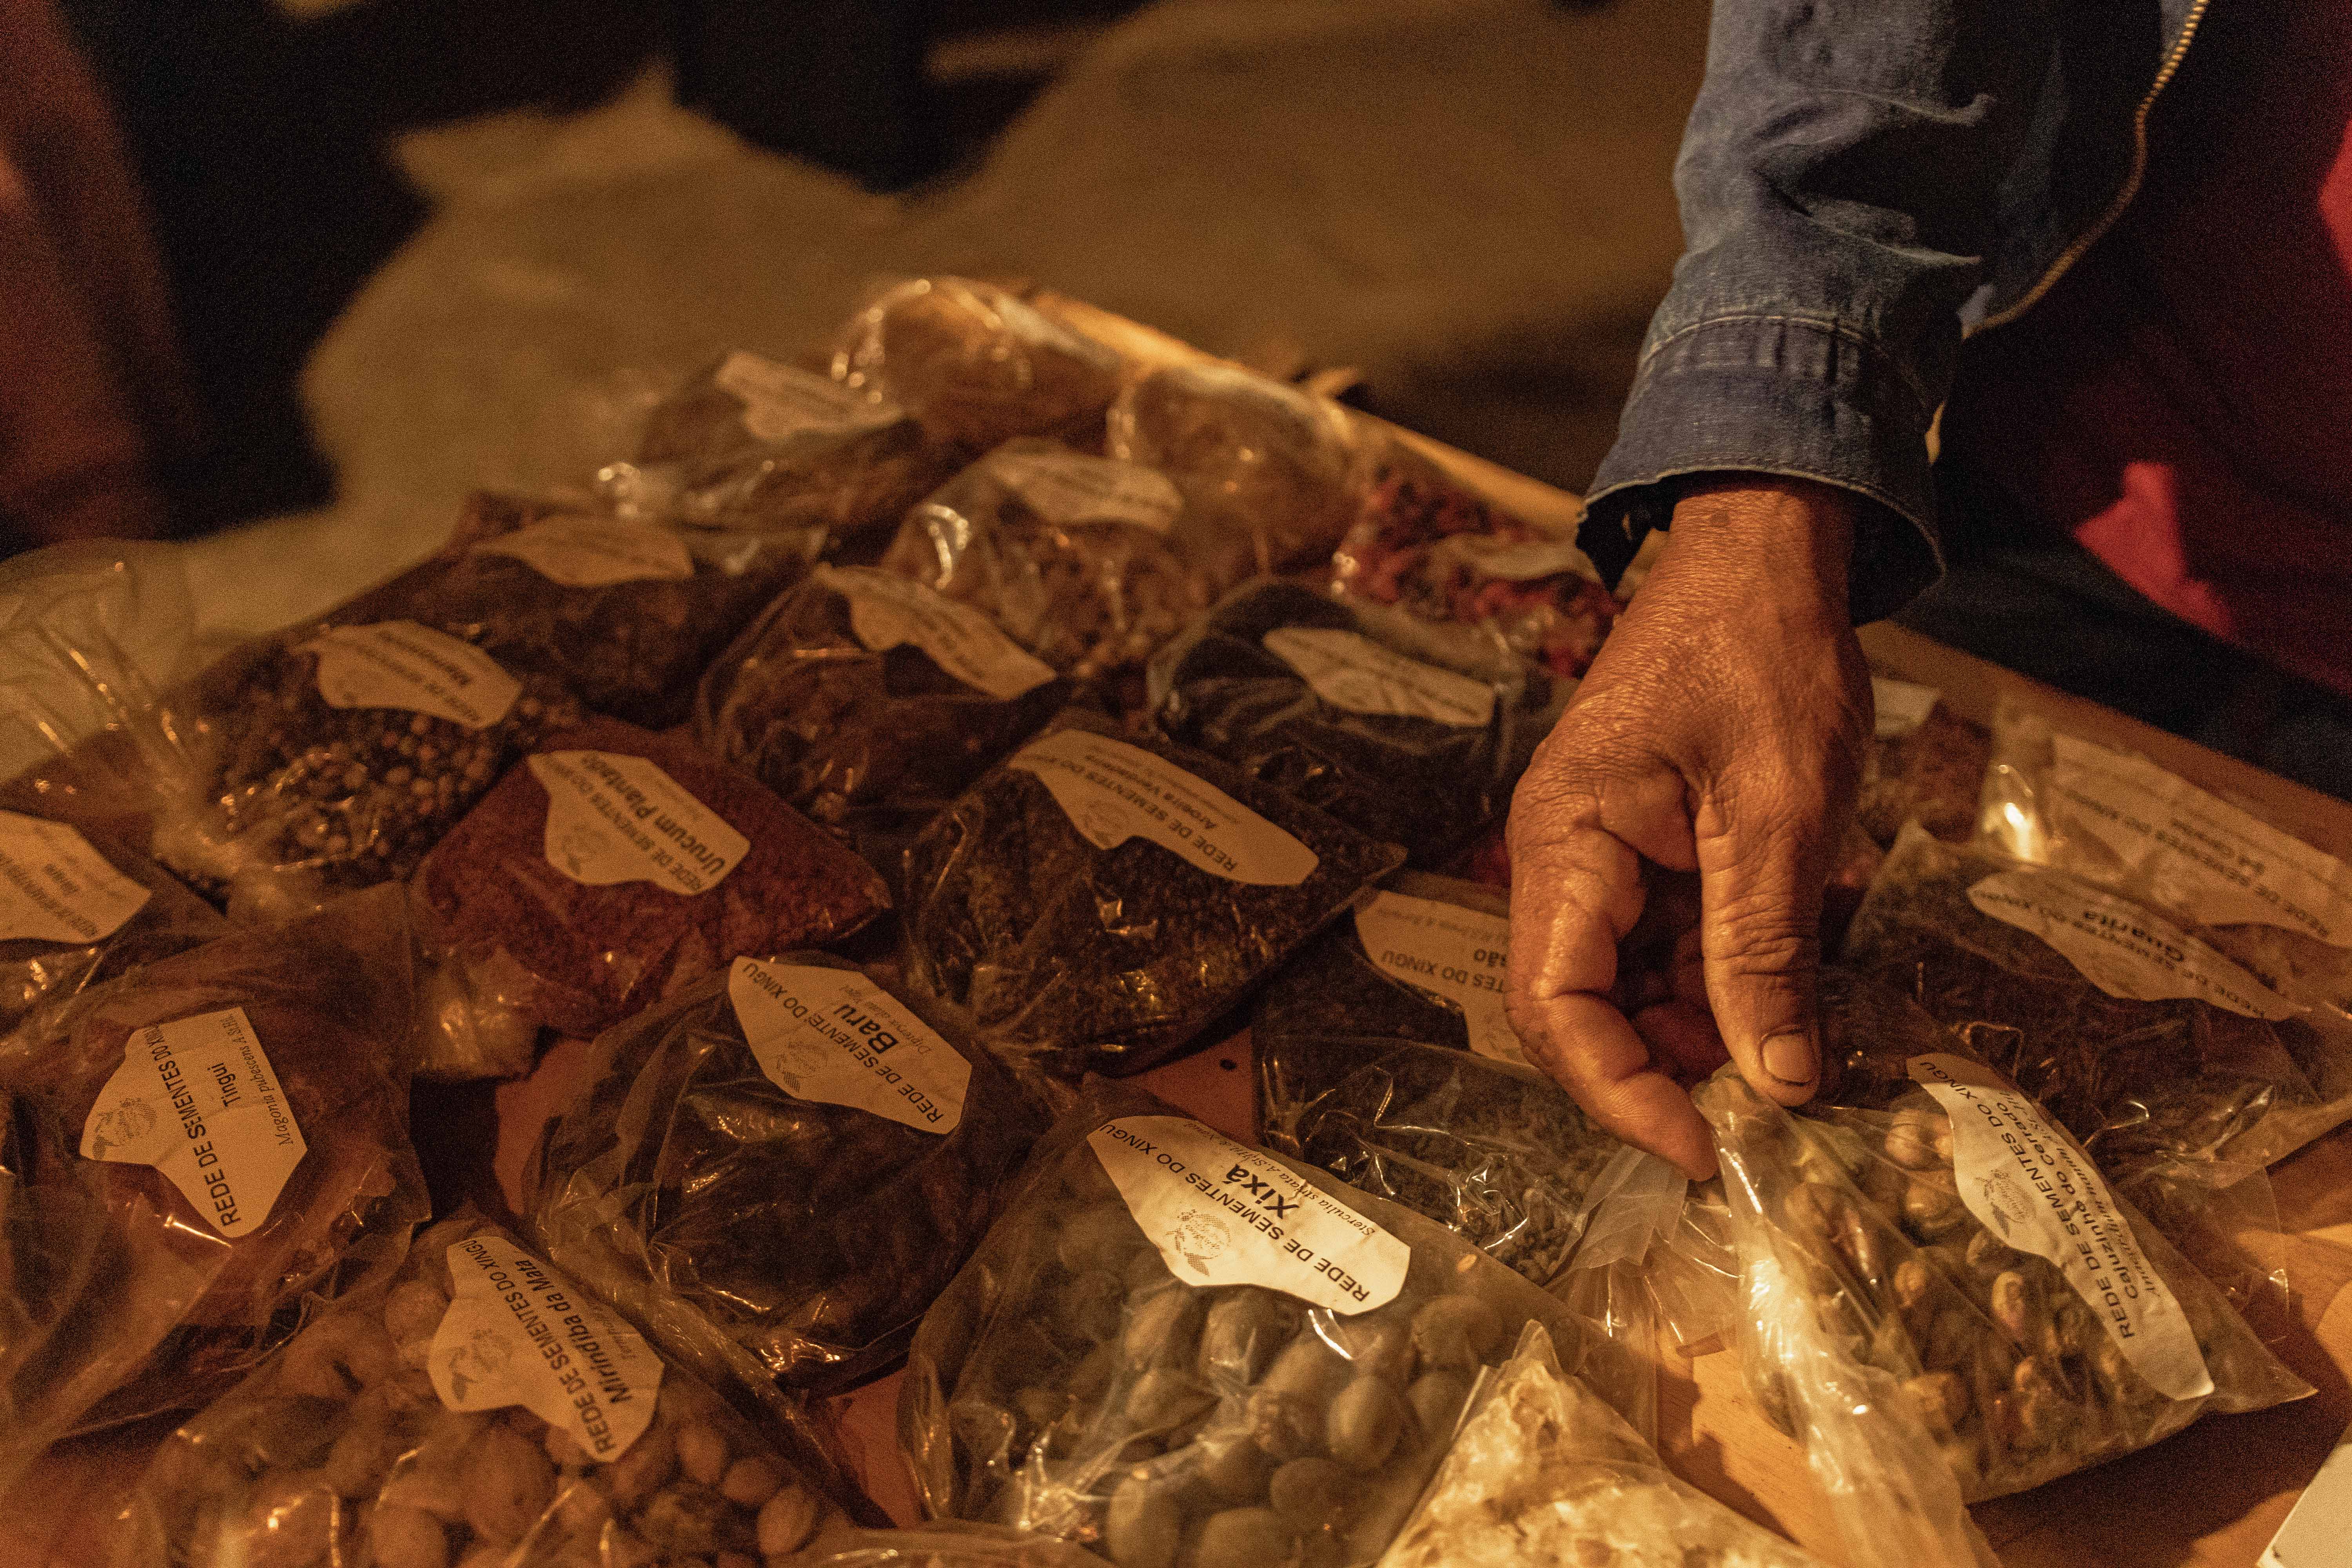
[{"left": 1694, "top": 788, "right": 1831, "bottom": 1106}]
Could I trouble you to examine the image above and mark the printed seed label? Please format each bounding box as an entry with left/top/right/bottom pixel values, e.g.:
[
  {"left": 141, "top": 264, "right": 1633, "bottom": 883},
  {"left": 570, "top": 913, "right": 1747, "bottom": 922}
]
[
  {"left": 1010, "top": 729, "right": 1317, "bottom": 887},
  {"left": 0, "top": 811, "right": 149, "bottom": 945},
  {"left": 1352, "top": 891, "right": 1523, "bottom": 1063},
  {"left": 1907, "top": 1053, "right": 2213, "bottom": 1401},
  {"left": 1089, "top": 1115, "right": 1407, "bottom": 1314},
  {"left": 476, "top": 515, "right": 695, "bottom": 589},
  {"left": 729, "top": 958, "right": 969, "bottom": 1134},
  {"left": 2047, "top": 733, "right": 2352, "bottom": 947},
  {"left": 1967, "top": 869, "right": 2304, "bottom": 1020},
  {"left": 1870, "top": 676, "right": 1942, "bottom": 740},
  {"left": 303, "top": 621, "right": 521, "bottom": 730},
  {"left": 1262, "top": 628, "right": 1496, "bottom": 728},
  {"left": 715, "top": 350, "right": 902, "bottom": 443},
  {"left": 431, "top": 1237, "right": 662, "bottom": 1461},
  {"left": 530, "top": 751, "right": 748, "bottom": 897},
  {"left": 80, "top": 1006, "right": 305, "bottom": 1239},
  {"left": 820, "top": 565, "right": 1054, "bottom": 701},
  {"left": 984, "top": 447, "right": 1184, "bottom": 534}
]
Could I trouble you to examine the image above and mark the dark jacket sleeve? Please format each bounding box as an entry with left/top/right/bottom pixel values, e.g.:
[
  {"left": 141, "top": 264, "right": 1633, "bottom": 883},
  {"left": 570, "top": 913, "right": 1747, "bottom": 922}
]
[{"left": 1581, "top": 0, "right": 2055, "bottom": 621}]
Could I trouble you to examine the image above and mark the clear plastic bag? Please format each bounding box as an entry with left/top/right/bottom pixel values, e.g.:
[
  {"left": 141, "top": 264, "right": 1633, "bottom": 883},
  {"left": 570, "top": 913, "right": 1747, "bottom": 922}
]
[
  {"left": 1373, "top": 1319, "right": 1822, "bottom": 1568},
  {"left": 109, "top": 1212, "right": 869, "bottom": 1568},
  {"left": 696, "top": 565, "right": 1071, "bottom": 842},
  {"left": 531, "top": 954, "right": 1046, "bottom": 1396},
  {"left": 878, "top": 439, "right": 1220, "bottom": 687},
  {"left": 600, "top": 348, "right": 969, "bottom": 542},
  {"left": 1854, "top": 677, "right": 1989, "bottom": 849},
  {"left": 1147, "top": 581, "right": 1564, "bottom": 869},
  {"left": 832, "top": 279, "right": 1127, "bottom": 453},
  {"left": 1701, "top": 971, "right": 2308, "bottom": 1507},
  {"left": 0, "top": 885, "right": 427, "bottom": 1486},
  {"left": 774, "top": 1524, "right": 1112, "bottom": 1568},
  {"left": 898, "top": 1079, "right": 1641, "bottom": 1568},
  {"left": 900, "top": 708, "right": 1403, "bottom": 1080},
  {"left": 1327, "top": 444, "right": 1617, "bottom": 680},
  {"left": 1106, "top": 362, "right": 1364, "bottom": 578},
  {"left": 414, "top": 715, "right": 891, "bottom": 1042}
]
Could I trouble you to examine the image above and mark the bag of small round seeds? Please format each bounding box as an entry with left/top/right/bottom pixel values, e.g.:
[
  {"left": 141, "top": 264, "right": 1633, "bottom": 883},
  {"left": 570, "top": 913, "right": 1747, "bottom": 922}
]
[
  {"left": 414, "top": 715, "right": 891, "bottom": 1042},
  {"left": 109, "top": 1212, "right": 869, "bottom": 1568},
  {"left": 0, "top": 885, "right": 427, "bottom": 1489},
  {"left": 696, "top": 565, "right": 1071, "bottom": 844},
  {"left": 532, "top": 954, "right": 1046, "bottom": 1396},
  {"left": 1148, "top": 583, "right": 1563, "bottom": 869},
  {"left": 901, "top": 708, "right": 1403, "bottom": 1081},
  {"left": 899, "top": 1079, "right": 1639, "bottom": 1568},
  {"left": 1702, "top": 970, "right": 2307, "bottom": 1507}
]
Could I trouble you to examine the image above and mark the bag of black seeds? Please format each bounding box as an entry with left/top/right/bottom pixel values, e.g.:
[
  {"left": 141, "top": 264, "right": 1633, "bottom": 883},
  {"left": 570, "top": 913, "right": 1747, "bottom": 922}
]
[
  {"left": 899, "top": 1080, "right": 1637, "bottom": 1568},
  {"left": 901, "top": 709, "right": 1403, "bottom": 1080},
  {"left": 109, "top": 1211, "right": 871, "bottom": 1568},
  {"left": 414, "top": 715, "right": 891, "bottom": 1041},
  {"left": 697, "top": 565, "right": 1070, "bottom": 843},
  {"left": 1148, "top": 582, "right": 1563, "bottom": 869},
  {"left": 532, "top": 954, "right": 1046, "bottom": 1396}
]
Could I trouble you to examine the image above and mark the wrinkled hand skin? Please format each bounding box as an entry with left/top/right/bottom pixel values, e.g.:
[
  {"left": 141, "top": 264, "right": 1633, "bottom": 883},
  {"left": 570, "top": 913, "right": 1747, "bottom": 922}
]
[{"left": 1505, "top": 479, "right": 1871, "bottom": 1178}]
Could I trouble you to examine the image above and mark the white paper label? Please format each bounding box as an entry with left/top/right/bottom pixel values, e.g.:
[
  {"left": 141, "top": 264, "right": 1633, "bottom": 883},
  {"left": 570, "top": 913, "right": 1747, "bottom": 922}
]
[
  {"left": 303, "top": 621, "right": 521, "bottom": 730},
  {"left": 0, "top": 811, "right": 149, "bottom": 945},
  {"left": 476, "top": 516, "right": 695, "bottom": 589},
  {"left": 1870, "top": 676, "right": 1942, "bottom": 740},
  {"left": 528, "top": 751, "right": 747, "bottom": 897},
  {"left": 1907, "top": 1052, "right": 2213, "bottom": 1401},
  {"left": 1089, "top": 1116, "right": 1407, "bottom": 1314},
  {"left": 819, "top": 566, "right": 1054, "bottom": 701},
  {"left": 1262, "top": 628, "right": 1496, "bottom": 728},
  {"left": 728, "top": 958, "right": 969, "bottom": 1134},
  {"left": 80, "top": 1006, "right": 305, "bottom": 1239},
  {"left": 1352, "top": 891, "right": 1523, "bottom": 1062},
  {"left": 1009, "top": 729, "right": 1317, "bottom": 886},
  {"left": 2046, "top": 733, "right": 2352, "bottom": 947},
  {"left": 430, "top": 1237, "right": 662, "bottom": 1461},
  {"left": 1967, "top": 869, "right": 2304, "bottom": 1020},
  {"left": 984, "top": 447, "right": 1184, "bottom": 534},
  {"left": 715, "top": 350, "right": 901, "bottom": 442}
]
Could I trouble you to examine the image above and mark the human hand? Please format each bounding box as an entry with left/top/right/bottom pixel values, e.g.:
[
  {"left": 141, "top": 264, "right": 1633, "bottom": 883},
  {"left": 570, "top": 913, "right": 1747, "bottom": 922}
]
[{"left": 1505, "top": 479, "right": 1871, "bottom": 1178}]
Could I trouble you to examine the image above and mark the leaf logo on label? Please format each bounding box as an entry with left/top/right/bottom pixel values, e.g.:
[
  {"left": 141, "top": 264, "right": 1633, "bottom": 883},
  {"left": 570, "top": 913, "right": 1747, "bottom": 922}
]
[
  {"left": 716, "top": 350, "right": 902, "bottom": 443},
  {"left": 476, "top": 516, "right": 695, "bottom": 589},
  {"left": 728, "top": 958, "right": 970, "bottom": 1134},
  {"left": 301, "top": 621, "right": 521, "bottom": 730},
  {"left": 1351, "top": 891, "right": 1523, "bottom": 1062},
  {"left": 1262, "top": 628, "right": 1495, "bottom": 728},
  {"left": 80, "top": 1006, "right": 306, "bottom": 1239},
  {"left": 529, "top": 751, "right": 748, "bottom": 897},
  {"left": 1966, "top": 869, "right": 2304, "bottom": 1020},
  {"left": 1009, "top": 729, "right": 1317, "bottom": 886},
  {"left": 431, "top": 1237, "right": 663, "bottom": 1461},
  {"left": 1089, "top": 1116, "right": 1407, "bottom": 1314},
  {"left": 818, "top": 566, "right": 1054, "bottom": 701},
  {"left": 0, "top": 810, "right": 149, "bottom": 945},
  {"left": 983, "top": 447, "right": 1184, "bottom": 534}
]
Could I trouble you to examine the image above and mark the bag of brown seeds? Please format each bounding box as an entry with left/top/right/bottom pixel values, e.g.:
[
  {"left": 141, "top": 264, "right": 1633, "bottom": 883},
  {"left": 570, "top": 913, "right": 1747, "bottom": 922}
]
[{"left": 1853, "top": 675, "right": 1990, "bottom": 849}]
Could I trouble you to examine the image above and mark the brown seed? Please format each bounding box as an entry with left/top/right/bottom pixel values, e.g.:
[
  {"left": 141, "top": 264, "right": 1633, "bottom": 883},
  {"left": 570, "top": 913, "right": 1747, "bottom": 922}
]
[
  {"left": 1901, "top": 1369, "right": 1971, "bottom": 1432},
  {"left": 1989, "top": 1271, "right": 2035, "bottom": 1344}
]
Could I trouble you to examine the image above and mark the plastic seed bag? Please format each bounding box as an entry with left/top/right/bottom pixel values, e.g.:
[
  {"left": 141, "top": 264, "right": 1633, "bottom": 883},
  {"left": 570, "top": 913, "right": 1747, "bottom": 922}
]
[
  {"left": 1327, "top": 445, "right": 1617, "bottom": 680},
  {"left": 532, "top": 954, "right": 1046, "bottom": 1395},
  {"left": 0, "top": 885, "right": 426, "bottom": 1486},
  {"left": 774, "top": 1524, "right": 1111, "bottom": 1566},
  {"left": 901, "top": 709, "right": 1403, "bottom": 1080},
  {"left": 1702, "top": 971, "right": 2308, "bottom": 1508},
  {"left": 832, "top": 278, "right": 1127, "bottom": 453},
  {"left": 899, "top": 1079, "right": 1641, "bottom": 1568},
  {"left": 696, "top": 565, "right": 1070, "bottom": 843},
  {"left": 109, "top": 1212, "right": 868, "bottom": 1568},
  {"left": 1147, "top": 582, "right": 1564, "bottom": 869},
  {"left": 878, "top": 439, "right": 1218, "bottom": 687},
  {"left": 1373, "top": 1320, "right": 1823, "bottom": 1568},
  {"left": 414, "top": 715, "right": 891, "bottom": 1041},
  {"left": 1107, "top": 363, "right": 1364, "bottom": 578},
  {"left": 1854, "top": 676, "right": 1989, "bottom": 848}
]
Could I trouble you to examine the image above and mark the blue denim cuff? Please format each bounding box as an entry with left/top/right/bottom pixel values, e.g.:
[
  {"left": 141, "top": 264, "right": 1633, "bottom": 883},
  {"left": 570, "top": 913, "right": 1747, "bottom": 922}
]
[{"left": 1579, "top": 313, "right": 1946, "bottom": 625}]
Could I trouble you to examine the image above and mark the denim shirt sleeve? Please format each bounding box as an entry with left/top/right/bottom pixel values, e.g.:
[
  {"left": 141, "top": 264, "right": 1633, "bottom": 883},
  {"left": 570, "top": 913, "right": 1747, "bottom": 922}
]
[{"left": 1582, "top": 0, "right": 2055, "bottom": 622}]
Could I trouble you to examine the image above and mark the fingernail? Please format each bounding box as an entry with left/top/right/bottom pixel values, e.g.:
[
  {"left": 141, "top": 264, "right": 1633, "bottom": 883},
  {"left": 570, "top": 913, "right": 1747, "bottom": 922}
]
[{"left": 1761, "top": 1030, "right": 1817, "bottom": 1086}]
